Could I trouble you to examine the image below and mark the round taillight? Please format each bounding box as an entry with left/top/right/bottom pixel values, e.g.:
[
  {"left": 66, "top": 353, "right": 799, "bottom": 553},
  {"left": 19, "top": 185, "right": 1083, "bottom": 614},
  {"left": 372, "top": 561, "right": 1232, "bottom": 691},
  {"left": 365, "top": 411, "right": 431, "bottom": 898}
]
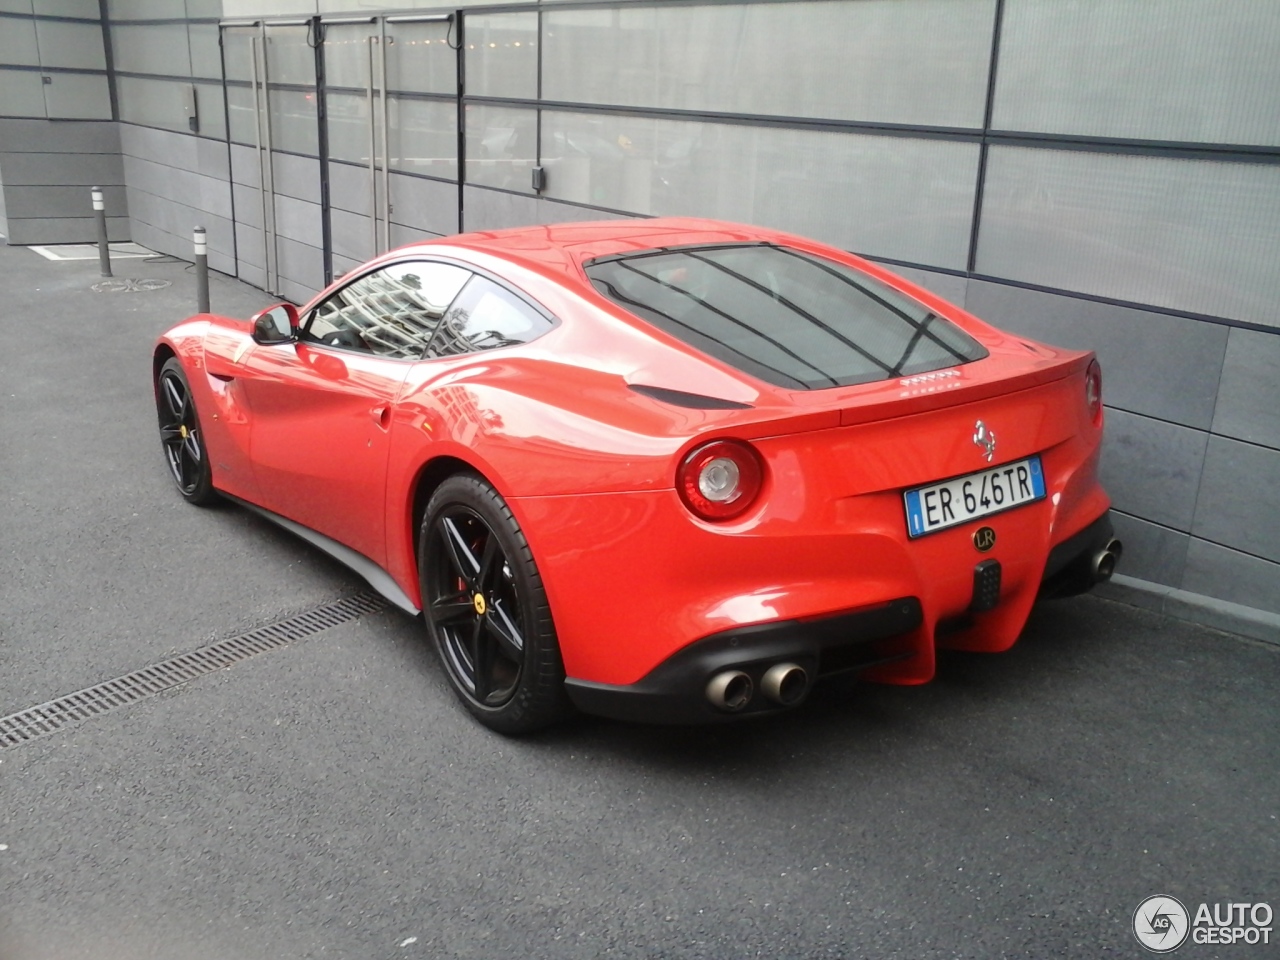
[
  {"left": 1085, "top": 359, "right": 1103, "bottom": 425},
  {"left": 678, "top": 439, "right": 764, "bottom": 522}
]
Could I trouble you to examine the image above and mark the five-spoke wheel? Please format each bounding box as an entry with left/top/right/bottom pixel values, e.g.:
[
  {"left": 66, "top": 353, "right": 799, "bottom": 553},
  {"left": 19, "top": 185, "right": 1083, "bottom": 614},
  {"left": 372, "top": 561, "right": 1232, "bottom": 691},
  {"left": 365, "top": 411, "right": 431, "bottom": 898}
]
[
  {"left": 420, "top": 475, "right": 569, "bottom": 733},
  {"left": 156, "top": 357, "right": 216, "bottom": 505}
]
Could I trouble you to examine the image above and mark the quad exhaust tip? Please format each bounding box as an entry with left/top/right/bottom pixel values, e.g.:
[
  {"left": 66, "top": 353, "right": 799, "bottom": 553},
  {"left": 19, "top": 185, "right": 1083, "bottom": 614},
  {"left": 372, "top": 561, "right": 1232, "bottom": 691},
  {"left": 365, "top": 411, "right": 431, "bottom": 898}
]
[
  {"left": 761, "top": 662, "right": 808, "bottom": 706},
  {"left": 706, "top": 670, "right": 753, "bottom": 711},
  {"left": 1092, "top": 538, "right": 1123, "bottom": 583},
  {"left": 706, "top": 663, "right": 811, "bottom": 712}
]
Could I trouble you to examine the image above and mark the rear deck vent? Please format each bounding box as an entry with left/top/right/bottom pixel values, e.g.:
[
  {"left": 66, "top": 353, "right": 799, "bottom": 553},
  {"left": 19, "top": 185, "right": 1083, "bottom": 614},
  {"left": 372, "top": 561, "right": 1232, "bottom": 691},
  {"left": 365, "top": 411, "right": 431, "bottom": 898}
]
[{"left": 0, "top": 593, "right": 386, "bottom": 750}]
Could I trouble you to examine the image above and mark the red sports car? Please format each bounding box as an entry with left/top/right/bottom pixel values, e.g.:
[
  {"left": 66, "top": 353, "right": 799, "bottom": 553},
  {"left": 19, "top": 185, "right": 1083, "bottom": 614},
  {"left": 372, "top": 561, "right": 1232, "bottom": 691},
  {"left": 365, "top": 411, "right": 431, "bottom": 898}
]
[{"left": 154, "top": 218, "right": 1120, "bottom": 732}]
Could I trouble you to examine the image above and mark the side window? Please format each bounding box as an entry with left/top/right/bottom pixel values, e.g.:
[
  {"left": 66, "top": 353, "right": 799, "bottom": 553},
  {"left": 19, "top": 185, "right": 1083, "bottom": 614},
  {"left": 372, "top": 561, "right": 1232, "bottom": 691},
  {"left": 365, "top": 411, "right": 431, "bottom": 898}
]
[
  {"left": 302, "top": 261, "right": 471, "bottom": 359},
  {"left": 427, "top": 276, "right": 554, "bottom": 359}
]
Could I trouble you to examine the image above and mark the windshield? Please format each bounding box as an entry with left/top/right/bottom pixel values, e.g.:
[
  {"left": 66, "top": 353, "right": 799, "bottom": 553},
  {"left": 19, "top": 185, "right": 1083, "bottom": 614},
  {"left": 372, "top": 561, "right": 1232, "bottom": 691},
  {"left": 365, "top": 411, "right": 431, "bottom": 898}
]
[{"left": 585, "top": 243, "right": 987, "bottom": 389}]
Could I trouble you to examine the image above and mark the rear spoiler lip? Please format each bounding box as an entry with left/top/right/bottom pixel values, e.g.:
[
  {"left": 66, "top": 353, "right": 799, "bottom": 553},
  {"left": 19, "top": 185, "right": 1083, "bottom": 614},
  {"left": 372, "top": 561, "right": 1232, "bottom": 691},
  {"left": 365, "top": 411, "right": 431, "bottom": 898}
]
[{"left": 718, "top": 351, "right": 1093, "bottom": 440}]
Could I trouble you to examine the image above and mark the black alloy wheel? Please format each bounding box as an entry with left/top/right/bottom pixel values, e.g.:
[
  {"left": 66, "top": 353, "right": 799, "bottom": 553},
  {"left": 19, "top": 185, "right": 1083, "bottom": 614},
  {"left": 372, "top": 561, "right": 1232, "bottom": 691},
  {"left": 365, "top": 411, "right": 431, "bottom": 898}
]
[
  {"left": 419, "top": 474, "right": 570, "bottom": 733},
  {"left": 156, "top": 357, "right": 217, "bottom": 505}
]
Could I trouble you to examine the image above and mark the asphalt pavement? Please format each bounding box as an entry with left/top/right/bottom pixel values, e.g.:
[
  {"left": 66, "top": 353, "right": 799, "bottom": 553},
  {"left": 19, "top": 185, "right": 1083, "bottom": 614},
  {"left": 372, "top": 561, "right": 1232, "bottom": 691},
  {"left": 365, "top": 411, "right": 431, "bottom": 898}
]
[{"left": 1, "top": 240, "right": 1277, "bottom": 960}]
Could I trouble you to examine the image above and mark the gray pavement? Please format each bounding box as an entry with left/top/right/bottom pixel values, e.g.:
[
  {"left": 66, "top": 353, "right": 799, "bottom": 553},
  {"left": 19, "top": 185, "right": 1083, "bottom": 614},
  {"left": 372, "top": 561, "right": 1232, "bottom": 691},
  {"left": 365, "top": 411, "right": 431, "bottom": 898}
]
[{"left": 1, "top": 241, "right": 1277, "bottom": 960}]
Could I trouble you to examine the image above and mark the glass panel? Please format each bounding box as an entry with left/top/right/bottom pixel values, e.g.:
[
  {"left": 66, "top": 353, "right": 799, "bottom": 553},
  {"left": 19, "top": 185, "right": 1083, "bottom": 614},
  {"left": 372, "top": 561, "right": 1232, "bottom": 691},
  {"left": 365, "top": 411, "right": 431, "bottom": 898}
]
[
  {"left": 385, "top": 19, "right": 453, "bottom": 95},
  {"left": 976, "top": 146, "right": 1280, "bottom": 329},
  {"left": 325, "top": 91, "right": 371, "bottom": 164},
  {"left": 465, "top": 11, "right": 537, "bottom": 100},
  {"left": 543, "top": 0, "right": 994, "bottom": 128},
  {"left": 222, "top": 0, "right": 318, "bottom": 16},
  {"left": 389, "top": 96, "right": 457, "bottom": 179},
  {"left": 323, "top": 23, "right": 376, "bottom": 92},
  {"left": 35, "top": 20, "right": 106, "bottom": 71},
  {"left": 586, "top": 245, "right": 984, "bottom": 389},
  {"left": 304, "top": 261, "right": 471, "bottom": 359},
  {"left": 226, "top": 84, "right": 257, "bottom": 145},
  {"left": 541, "top": 111, "right": 979, "bottom": 270},
  {"left": 110, "top": 24, "right": 192, "bottom": 78},
  {"left": 465, "top": 103, "right": 535, "bottom": 193},
  {"left": 994, "top": 0, "right": 1280, "bottom": 146},
  {"left": 0, "top": 17, "right": 40, "bottom": 66},
  {"left": 0, "top": 68, "right": 48, "bottom": 117},
  {"left": 265, "top": 24, "right": 314, "bottom": 87},
  {"left": 268, "top": 87, "right": 317, "bottom": 155},
  {"left": 428, "top": 275, "right": 554, "bottom": 359},
  {"left": 222, "top": 29, "right": 257, "bottom": 84}
]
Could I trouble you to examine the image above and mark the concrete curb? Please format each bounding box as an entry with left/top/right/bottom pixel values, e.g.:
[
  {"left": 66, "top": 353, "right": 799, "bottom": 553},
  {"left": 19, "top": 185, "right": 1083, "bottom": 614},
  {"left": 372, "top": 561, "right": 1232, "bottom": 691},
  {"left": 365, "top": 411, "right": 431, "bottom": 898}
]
[{"left": 1095, "top": 574, "right": 1280, "bottom": 647}]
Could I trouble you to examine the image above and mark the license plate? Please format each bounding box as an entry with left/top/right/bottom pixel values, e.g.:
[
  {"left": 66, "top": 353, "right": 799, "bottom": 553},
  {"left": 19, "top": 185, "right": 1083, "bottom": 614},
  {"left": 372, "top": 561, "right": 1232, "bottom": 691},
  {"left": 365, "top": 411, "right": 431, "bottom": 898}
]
[{"left": 904, "top": 456, "right": 1046, "bottom": 538}]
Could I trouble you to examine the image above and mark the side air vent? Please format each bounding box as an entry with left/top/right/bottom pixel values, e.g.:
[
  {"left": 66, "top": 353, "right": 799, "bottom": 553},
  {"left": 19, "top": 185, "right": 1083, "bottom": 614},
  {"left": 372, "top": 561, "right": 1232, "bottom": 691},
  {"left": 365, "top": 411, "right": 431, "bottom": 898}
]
[{"left": 628, "top": 384, "right": 753, "bottom": 410}]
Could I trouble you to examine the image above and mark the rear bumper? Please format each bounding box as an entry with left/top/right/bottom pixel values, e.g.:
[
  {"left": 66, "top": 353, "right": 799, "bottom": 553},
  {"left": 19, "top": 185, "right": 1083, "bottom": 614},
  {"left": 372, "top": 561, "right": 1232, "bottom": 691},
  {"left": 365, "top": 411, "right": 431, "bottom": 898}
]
[
  {"left": 564, "top": 510, "right": 1118, "bottom": 724},
  {"left": 564, "top": 597, "right": 922, "bottom": 724}
]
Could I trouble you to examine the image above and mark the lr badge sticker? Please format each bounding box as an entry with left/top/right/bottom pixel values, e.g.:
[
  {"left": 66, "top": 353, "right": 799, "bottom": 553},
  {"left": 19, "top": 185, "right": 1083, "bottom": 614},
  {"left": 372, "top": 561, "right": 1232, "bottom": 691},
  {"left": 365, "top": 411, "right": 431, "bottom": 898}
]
[{"left": 1133, "top": 895, "right": 1273, "bottom": 952}]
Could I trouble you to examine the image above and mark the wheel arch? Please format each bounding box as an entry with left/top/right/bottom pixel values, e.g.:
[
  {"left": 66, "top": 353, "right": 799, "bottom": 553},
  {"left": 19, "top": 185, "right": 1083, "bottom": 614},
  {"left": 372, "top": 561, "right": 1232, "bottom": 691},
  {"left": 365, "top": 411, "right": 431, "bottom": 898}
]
[
  {"left": 152, "top": 343, "right": 177, "bottom": 389},
  {"left": 406, "top": 455, "right": 488, "bottom": 578}
]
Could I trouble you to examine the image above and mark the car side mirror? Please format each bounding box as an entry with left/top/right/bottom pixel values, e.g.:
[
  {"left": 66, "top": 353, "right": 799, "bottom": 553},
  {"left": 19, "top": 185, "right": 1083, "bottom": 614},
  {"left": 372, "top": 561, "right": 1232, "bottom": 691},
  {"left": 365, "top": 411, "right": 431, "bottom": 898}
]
[{"left": 251, "top": 303, "right": 299, "bottom": 345}]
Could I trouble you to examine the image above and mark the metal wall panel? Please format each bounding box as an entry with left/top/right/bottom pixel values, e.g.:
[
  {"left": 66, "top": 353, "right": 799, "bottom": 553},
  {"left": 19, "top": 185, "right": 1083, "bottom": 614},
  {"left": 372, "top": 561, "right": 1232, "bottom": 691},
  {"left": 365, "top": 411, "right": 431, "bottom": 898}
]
[
  {"left": 994, "top": 0, "right": 1280, "bottom": 145},
  {"left": 0, "top": 17, "right": 39, "bottom": 66},
  {"left": 543, "top": 0, "right": 995, "bottom": 127},
  {"left": 0, "top": 68, "right": 48, "bottom": 117},
  {"left": 1212, "top": 328, "right": 1280, "bottom": 450},
  {"left": 976, "top": 146, "right": 1280, "bottom": 328},
  {"left": 964, "top": 280, "right": 1228, "bottom": 430},
  {"left": 110, "top": 24, "right": 192, "bottom": 78},
  {"left": 542, "top": 110, "right": 979, "bottom": 269},
  {"left": 42, "top": 72, "right": 112, "bottom": 120},
  {"left": 117, "top": 76, "right": 224, "bottom": 139},
  {"left": 34, "top": 20, "right": 106, "bottom": 71}
]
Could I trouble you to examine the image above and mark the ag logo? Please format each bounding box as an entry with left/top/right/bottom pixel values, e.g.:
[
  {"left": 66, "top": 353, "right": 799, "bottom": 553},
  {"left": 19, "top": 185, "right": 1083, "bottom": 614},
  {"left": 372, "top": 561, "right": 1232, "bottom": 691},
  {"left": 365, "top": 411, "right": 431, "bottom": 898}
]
[
  {"left": 1133, "top": 895, "right": 1190, "bottom": 953},
  {"left": 973, "top": 526, "right": 996, "bottom": 552}
]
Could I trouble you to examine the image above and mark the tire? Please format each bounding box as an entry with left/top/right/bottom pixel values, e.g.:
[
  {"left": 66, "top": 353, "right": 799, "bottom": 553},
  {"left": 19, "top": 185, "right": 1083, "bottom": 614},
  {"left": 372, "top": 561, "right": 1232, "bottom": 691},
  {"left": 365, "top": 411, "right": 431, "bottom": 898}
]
[
  {"left": 418, "top": 474, "right": 571, "bottom": 734},
  {"left": 155, "top": 357, "right": 218, "bottom": 506}
]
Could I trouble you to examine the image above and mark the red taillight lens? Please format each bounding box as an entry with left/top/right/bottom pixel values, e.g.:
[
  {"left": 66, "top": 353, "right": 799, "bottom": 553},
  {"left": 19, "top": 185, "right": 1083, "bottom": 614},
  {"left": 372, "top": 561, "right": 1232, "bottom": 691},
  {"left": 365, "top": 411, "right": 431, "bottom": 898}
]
[
  {"left": 1085, "top": 359, "right": 1103, "bottom": 425},
  {"left": 678, "top": 439, "right": 764, "bottom": 522}
]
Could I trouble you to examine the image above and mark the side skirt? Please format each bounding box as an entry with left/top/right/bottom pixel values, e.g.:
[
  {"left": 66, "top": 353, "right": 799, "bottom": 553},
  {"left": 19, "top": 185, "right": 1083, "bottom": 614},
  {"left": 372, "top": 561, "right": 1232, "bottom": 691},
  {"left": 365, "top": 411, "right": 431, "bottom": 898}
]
[{"left": 225, "top": 495, "right": 421, "bottom": 616}]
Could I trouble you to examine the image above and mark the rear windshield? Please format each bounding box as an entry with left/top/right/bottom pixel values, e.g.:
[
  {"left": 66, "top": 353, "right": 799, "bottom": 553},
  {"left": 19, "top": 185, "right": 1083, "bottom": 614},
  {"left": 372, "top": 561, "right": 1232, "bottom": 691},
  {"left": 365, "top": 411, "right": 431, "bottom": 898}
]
[{"left": 584, "top": 243, "right": 987, "bottom": 389}]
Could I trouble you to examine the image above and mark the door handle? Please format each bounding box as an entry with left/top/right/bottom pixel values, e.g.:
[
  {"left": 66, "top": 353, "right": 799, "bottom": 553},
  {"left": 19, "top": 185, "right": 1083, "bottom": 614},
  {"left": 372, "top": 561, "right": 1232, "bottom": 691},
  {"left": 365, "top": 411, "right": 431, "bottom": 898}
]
[{"left": 371, "top": 404, "right": 391, "bottom": 430}]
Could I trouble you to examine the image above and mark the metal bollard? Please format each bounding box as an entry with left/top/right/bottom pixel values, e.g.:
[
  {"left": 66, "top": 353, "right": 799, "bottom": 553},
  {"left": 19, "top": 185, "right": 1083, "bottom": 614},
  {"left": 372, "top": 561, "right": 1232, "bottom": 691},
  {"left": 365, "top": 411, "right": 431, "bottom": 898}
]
[
  {"left": 91, "top": 186, "right": 111, "bottom": 278},
  {"left": 193, "top": 226, "right": 209, "bottom": 313}
]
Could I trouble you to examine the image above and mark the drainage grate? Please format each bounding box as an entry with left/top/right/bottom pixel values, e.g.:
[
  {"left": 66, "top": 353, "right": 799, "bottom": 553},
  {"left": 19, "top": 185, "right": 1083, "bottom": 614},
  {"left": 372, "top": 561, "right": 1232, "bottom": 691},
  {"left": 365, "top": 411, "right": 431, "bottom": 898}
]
[
  {"left": 91, "top": 277, "right": 172, "bottom": 293},
  {"left": 0, "top": 593, "right": 387, "bottom": 750}
]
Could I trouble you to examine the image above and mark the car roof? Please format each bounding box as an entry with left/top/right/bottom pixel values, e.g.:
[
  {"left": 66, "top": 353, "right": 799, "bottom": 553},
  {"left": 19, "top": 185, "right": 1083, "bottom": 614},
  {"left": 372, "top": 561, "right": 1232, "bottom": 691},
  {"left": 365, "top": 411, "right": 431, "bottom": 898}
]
[{"left": 400, "top": 217, "right": 796, "bottom": 276}]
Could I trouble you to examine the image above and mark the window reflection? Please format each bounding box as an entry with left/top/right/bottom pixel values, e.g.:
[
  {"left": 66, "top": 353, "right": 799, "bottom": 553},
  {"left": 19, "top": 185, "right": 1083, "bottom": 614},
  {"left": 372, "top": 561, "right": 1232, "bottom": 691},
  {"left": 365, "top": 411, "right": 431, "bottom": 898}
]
[
  {"left": 428, "top": 277, "right": 554, "bottom": 358},
  {"left": 304, "top": 261, "right": 470, "bottom": 359}
]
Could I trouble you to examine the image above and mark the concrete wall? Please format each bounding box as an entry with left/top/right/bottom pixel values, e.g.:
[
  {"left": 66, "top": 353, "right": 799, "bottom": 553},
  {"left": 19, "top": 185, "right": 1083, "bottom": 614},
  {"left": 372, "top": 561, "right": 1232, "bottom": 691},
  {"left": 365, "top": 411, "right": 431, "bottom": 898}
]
[
  {"left": 0, "top": 119, "right": 128, "bottom": 243},
  {"left": 0, "top": 1, "right": 120, "bottom": 243}
]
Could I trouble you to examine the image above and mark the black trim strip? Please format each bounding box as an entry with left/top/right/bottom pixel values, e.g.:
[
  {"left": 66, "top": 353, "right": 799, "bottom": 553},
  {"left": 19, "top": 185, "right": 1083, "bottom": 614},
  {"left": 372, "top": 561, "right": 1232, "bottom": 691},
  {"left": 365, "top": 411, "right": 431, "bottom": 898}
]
[
  {"left": 0, "top": 64, "right": 109, "bottom": 77},
  {"left": 0, "top": 11, "right": 100, "bottom": 24},
  {"left": 97, "top": 0, "right": 118, "bottom": 122},
  {"left": 627, "top": 384, "right": 752, "bottom": 410}
]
